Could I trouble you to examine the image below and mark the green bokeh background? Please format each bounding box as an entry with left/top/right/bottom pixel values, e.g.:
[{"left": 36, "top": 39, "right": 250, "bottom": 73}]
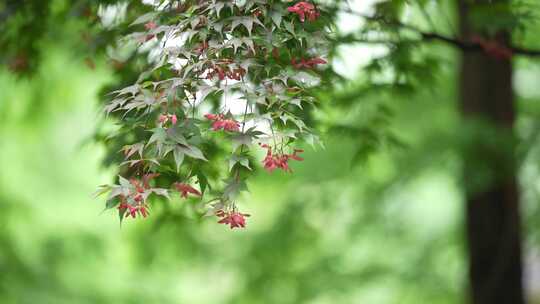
[
  {"left": 2, "top": 2, "right": 540, "bottom": 304},
  {"left": 0, "top": 45, "right": 466, "bottom": 304}
]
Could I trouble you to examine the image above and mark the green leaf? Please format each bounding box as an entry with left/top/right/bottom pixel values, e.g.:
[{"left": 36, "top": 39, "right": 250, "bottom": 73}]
[
  {"left": 167, "top": 128, "right": 188, "bottom": 145},
  {"left": 304, "top": 133, "right": 324, "bottom": 149},
  {"left": 106, "top": 186, "right": 125, "bottom": 201},
  {"left": 196, "top": 171, "right": 209, "bottom": 194},
  {"left": 229, "top": 38, "right": 244, "bottom": 53},
  {"left": 271, "top": 11, "right": 282, "bottom": 28},
  {"left": 118, "top": 176, "right": 131, "bottom": 189},
  {"left": 231, "top": 133, "right": 253, "bottom": 151},
  {"left": 290, "top": 98, "right": 302, "bottom": 109},
  {"left": 122, "top": 143, "right": 145, "bottom": 159},
  {"left": 148, "top": 128, "right": 168, "bottom": 155},
  {"left": 231, "top": 16, "right": 263, "bottom": 36},
  {"left": 177, "top": 145, "right": 207, "bottom": 161},
  {"left": 229, "top": 155, "right": 252, "bottom": 172},
  {"left": 243, "top": 38, "right": 255, "bottom": 53},
  {"left": 284, "top": 21, "right": 295, "bottom": 37},
  {"left": 151, "top": 188, "right": 170, "bottom": 199},
  {"left": 110, "top": 84, "right": 139, "bottom": 96},
  {"left": 223, "top": 179, "right": 248, "bottom": 201},
  {"left": 162, "top": 144, "right": 175, "bottom": 158},
  {"left": 173, "top": 147, "right": 185, "bottom": 172},
  {"left": 213, "top": 21, "right": 224, "bottom": 33},
  {"left": 232, "top": 127, "right": 264, "bottom": 150},
  {"left": 130, "top": 12, "right": 158, "bottom": 26},
  {"left": 228, "top": 158, "right": 236, "bottom": 172},
  {"left": 93, "top": 185, "right": 111, "bottom": 198},
  {"left": 197, "top": 84, "right": 219, "bottom": 103},
  {"left": 105, "top": 198, "right": 119, "bottom": 210},
  {"left": 148, "top": 128, "right": 167, "bottom": 146},
  {"left": 239, "top": 157, "right": 251, "bottom": 170},
  {"left": 214, "top": 2, "right": 225, "bottom": 17},
  {"left": 118, "top": 207, "right": 127, "bottom": 224}
]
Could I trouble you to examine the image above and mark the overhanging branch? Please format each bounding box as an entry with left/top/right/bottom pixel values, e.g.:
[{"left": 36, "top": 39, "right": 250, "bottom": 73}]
[{"left": 339, "top": 8, "right": 540, "bottom": 57}]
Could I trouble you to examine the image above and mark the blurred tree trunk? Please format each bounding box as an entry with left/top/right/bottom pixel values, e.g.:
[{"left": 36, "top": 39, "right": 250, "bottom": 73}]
[{"left": 458, "top": 1, "right": 525, "bottom": 304}]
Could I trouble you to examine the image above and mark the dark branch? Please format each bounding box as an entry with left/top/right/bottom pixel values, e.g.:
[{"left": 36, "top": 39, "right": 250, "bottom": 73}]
[
  {"left": 338, "top": 8, "right": 540, "bottom": 57},
  {"left": 511, "top": 46, "right": 540, "bottom": 56}
]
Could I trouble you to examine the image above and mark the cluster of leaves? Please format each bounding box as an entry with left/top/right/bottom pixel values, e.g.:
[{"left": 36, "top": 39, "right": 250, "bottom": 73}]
[
  {"left": 0, "top": 0, "right": 135, "bottom": 75},
  {"left": 97, "top": 0, "right": 330, "bottom": 228}
]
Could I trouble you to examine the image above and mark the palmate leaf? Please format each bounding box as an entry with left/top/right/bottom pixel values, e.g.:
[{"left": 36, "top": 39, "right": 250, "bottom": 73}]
[
  {"left": 93, "top": 185, "right": 111, "bottom": 198},
  {"left": 130, "top": 12, "right": 158, "bottom": 26},
  {"left": 230, "top": 16, "right": 264, "bottom": 36},
  {"left": 228, "top": 37, "right": 256, "bottom": 54},
  {"left": 110, "top": 84, "right": 140, "bottom": 96},
  {"left": 197, "top": 84, "right": 220, "bottom": 103},
  {"left": 118, "top": 207, "right": 127, "bottom": 224},
  {"left": 147, "top": 128, "right": 168, "bottom": 154},
  {"left": 104, "top": 97, "right": 130, "bottom": 114},
  {"left": 289, "top": 98, "right": 302, "bottom": 109},
  {"left": 120, "top": 159, "right": 144, "bottom": 168},
  {"left": 106, "top": 186, "right": 125, "bottom": 200},
  {"left": 270, "top": 10, "right": 283, "bottom": 28},
  {"left": 229, "top": 38, "right": 243, "bottom": 53},
  {"left": 151, "top": 188, "right": 170, "bottom": 199},
  {"left": 176, "top": 145, "right": 207, "bottom": 161},
  {"left": 303, "top": 133, "right": 324, "bottom": 149},
  {"left": 212, "top": 1, "right": 225, "bottom": 17},
  {"left": 229, "top": 155, "right": 252, "bottom": 172},
  {"left": 243, "top": 0, "right": 263, "bottom": 12},
  {"left": 118, "top": 176, "right": 131, "bottom": 189},
  {"left": 231, "top": 133, "right": 254, "bottom": 151},
  {"left": 195, "top": 170, "right": 210, "bottom": 194},
  {"left": 223, "top": 178, "right": 248, "bottom": 201},
  {"left": 173, "top": 147, "right": 185, "bottom": 172},
  {"left": 161, "top": 144, "right": 175, "bottom": 158},
  {"left": 98, "top": 0, "right": 329, "bottom": 224},
  {"left": 284, "top": 20, "right": 295, "bottom": 36},
  {"left": 231, "top": 127, "right": 264, "bottom": 151},
  {"left": 146, "top": 128, "right": 167, "bottom": 146},
  {"left": 105, "top": 198, "right": 120, "bottom": 210},
  {"left": 167, "top": 128, "right": 188, "bottom": 146},
  {"left": 122, "top": 143, "right": 145, "bottom": 159}
]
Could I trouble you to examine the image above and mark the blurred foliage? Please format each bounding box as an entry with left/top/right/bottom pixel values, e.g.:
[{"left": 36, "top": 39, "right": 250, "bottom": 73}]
[
  {"left": 3, "top": 0, "right": 540, "bottom": 303},
  {"left": 0, "top": 0, "right": 153, "bottom": 75},
  {"left": 0, "top": 43, "right": 467, "bottom": 303}
]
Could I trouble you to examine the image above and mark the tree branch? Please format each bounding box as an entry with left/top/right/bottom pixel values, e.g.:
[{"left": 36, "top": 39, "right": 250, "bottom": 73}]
[{"left": 339, "top": 8, "right": 540, "bottom": 57}]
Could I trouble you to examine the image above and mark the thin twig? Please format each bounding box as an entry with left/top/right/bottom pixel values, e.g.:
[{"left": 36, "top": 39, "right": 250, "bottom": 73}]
[{"left": 338, "top": 7, "right": 540, "bottom": 57}]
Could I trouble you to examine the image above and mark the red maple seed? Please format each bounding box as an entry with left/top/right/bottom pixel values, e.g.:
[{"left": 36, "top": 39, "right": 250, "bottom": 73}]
[
  {"left": 260, "top": 144, "right": 304, "bottom": 173},
  {"left": 291, "top": 57, "right": 327, "bottom": 69},
  {"left": 287, "top": 2, "right": 320, "bottom": 22},
  {"left": 471, "top": 35, "right": 513, "bottom": 61},
  {"left": 217, "top": 211, "right": 250, "bottom": 229},
  {"left": 174, "top": 183, "right": 202, "bottom": 199},
  {"left": 144, "top": 21, "right": 157, "bottom": 30},
  {"left": 205, "top": 113, "right": 240, "bottom": 132}
]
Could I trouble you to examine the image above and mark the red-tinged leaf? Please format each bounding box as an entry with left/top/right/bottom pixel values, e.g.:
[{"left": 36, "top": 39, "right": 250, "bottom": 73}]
[{"left": 122, "top": 142, "right": 144, "bottom": 159}]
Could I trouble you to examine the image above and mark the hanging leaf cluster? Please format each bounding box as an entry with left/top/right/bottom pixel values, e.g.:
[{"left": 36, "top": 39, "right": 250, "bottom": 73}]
[{"left": 96, "top": 0, "right": 330, "bottom": 229}]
